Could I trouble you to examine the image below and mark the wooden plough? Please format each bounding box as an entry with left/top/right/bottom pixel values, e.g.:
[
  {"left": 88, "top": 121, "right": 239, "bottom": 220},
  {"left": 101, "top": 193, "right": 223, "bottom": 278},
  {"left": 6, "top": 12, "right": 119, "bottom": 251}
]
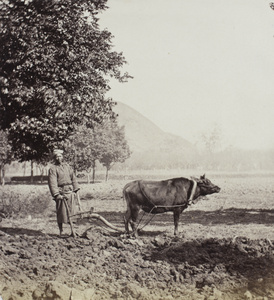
[
  {"left": 62, "top": 192, "right": 123, "bottom": 238},
  {"left": 64, "top": 205, "right": 123, "bottom": 238},
  {"left": 72, "top": 209, "right": 122, "bottom": 231}
]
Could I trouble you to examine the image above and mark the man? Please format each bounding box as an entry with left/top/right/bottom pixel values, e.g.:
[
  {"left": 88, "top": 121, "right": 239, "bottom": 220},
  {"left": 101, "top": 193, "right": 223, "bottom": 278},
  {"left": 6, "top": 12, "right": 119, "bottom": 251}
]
[{"left": 48, "top": 149, "right": 80, "bottom": 236}]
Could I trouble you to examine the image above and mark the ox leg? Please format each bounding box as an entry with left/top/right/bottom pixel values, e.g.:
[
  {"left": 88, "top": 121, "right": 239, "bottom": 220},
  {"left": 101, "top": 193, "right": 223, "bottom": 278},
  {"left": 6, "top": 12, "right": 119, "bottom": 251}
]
[
  {"left": 124, "top": 190, "right": 133, "bottom": 234},
  {"left": 124, "top": 203, "right": 139, "bottom": 237},
  {"left": 130, "top": 207, "right": 139, "bottom": 237},
  {"left": 124, "top": 207, "right": 131, "bottom": 234},
  {"left": 173, "top": 208, "right": 180, "bottom": 236},
  {"left": 123, "top": 187, "right": 140, "bottom": 238}
]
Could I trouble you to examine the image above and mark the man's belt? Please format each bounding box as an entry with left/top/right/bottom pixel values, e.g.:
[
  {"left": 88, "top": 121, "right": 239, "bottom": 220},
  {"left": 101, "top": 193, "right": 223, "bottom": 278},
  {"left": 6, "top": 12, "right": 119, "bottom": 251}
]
[{"left": 58, "top": 184, "right": 72, "bottom": 188}]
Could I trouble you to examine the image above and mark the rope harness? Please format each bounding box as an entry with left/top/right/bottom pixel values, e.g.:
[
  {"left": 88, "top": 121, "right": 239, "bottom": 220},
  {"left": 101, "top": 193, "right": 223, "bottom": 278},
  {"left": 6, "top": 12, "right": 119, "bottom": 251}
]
[{"left": 135, "top": 179, "right": 198, "bottom": 232}]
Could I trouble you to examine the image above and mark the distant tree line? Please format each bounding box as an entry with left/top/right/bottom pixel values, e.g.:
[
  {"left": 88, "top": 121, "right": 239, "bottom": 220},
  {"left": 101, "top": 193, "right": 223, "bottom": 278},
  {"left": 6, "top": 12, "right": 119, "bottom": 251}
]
[
  {"left": 119, "top": 147, "right": 274, "bottom": 172},
  {"left": 0, "top": 120, "right": 131, "bottom": 185},
  {"left": 119, "top": 124, "right": 274, "bottom": 172}
]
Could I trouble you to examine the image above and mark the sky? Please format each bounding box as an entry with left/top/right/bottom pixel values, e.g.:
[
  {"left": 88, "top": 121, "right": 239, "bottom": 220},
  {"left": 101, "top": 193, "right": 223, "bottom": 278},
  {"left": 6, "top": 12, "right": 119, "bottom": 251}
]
[{"left": 99, "top": 0, "right": 274, "bottom": 150}]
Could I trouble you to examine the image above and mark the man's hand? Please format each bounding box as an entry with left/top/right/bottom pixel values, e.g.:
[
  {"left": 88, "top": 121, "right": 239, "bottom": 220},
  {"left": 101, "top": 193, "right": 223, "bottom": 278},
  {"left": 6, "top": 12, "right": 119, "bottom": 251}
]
[{"left": 55, "top": 194, "right": 63, "bottom": 201}]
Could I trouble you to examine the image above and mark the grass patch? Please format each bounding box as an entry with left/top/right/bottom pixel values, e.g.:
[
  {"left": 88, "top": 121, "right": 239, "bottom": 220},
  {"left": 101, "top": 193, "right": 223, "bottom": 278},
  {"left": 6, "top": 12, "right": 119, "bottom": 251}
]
[{"left": 0, "top": 186, "right": 51, "bottom": 218}]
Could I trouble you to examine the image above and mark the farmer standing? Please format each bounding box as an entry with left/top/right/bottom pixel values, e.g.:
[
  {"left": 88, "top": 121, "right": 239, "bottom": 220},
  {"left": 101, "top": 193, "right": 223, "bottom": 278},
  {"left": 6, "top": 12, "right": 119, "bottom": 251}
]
[{"left": 48, "top": 149, "right": 80, "bottom": 236}]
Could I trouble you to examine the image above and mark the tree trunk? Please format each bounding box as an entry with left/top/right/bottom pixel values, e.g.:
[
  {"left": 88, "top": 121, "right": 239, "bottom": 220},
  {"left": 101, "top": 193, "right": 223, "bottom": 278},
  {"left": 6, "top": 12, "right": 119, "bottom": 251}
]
[
  {"left": 2, "top": 166, "right": 5, "bottom": 186},
  {"left": 23, "top": 161, "right": 27, "bottom": 176},
  {"left": 0, "top": 165, "right": 3, "bottom": 186},
  {"left": 87, "top": 172, "right": 90, "bottom": 184},
  {"left": 92, "top": 167, "right": 96, "bottom": 183},
  {"left": 30, "top": 160, "right": 34, "bottom": 183},
  {"left": 105, "top": 167, "right": 109, "bottom": 182},
  {"left": 40, "top": 166, "right": 44, "bottom": 183}
]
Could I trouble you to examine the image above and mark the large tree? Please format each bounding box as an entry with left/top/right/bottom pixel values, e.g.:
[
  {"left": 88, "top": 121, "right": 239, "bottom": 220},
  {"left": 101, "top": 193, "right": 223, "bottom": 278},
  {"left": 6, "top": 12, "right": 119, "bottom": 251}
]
[{"left": 0, "top": 0, "right": 131, "bottom": 162}]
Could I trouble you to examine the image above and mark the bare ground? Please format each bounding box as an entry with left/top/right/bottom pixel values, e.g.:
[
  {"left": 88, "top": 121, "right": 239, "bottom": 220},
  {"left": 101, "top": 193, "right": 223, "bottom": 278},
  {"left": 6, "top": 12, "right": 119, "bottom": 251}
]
[{"left": 0, "top": 175, "right": 274, "bottom": 299}]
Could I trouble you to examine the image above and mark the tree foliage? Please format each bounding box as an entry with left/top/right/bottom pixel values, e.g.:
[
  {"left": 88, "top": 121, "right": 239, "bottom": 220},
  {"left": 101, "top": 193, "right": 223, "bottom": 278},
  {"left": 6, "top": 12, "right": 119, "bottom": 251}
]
[
  {"left": 199, "top": 124, "right": 222, "bottom": 154},
  {"left": 0, "top": 0, "right": 131, "bottom": 162}
]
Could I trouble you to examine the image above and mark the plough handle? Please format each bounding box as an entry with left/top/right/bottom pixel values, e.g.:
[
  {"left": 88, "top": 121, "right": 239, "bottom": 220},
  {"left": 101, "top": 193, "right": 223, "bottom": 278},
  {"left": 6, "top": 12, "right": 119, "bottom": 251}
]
[{"left": 76, "top": 191, "right": 82, "bottom": 211}]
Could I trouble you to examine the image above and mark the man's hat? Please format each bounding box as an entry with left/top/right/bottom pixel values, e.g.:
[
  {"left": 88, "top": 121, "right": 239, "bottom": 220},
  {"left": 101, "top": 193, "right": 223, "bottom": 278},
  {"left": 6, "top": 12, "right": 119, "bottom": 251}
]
[{"left": 53, "top": 149, "right": 63, "bottom": 156}]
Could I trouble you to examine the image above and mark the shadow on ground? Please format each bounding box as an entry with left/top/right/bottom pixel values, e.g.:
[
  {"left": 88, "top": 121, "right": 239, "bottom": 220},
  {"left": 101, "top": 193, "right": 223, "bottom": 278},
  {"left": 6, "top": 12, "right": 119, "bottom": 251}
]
[
  {"left": 0, "top": 227, "right": 47, "bottom": 237},
  {"left": 75, "top": 208, "right": 274, "bottom": 228},
  {"left": 146, "top": 236, "right": 274, "bottom": 292}
]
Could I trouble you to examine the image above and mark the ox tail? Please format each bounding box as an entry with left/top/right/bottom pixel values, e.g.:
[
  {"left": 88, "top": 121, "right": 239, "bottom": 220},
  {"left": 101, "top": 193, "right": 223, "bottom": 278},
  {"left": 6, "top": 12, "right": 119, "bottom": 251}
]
[{"left": 122, "top": 182, "right": 131, "bottom": 207}]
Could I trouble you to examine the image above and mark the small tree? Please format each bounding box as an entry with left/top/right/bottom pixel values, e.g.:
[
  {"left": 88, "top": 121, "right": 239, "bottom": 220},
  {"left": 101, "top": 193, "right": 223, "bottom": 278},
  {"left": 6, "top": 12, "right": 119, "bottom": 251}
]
[
  {"left": 197, "top": 124, "right": 223, "bottom": 170},
  {"left": 201, "top": 124, "right": 221, "bottom": 154},
  {"left": 99, "top": 121, "right": 131, "bottom": 181},
  {"left": 0, "top": 130, "right": 13, "bottom": 185},
  {"left": 65, "top": 125, "right": 106, "bottom": 183}
]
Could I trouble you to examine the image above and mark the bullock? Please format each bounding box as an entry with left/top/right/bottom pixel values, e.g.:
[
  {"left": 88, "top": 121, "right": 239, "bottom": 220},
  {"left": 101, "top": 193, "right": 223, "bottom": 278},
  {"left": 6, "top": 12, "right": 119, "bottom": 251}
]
[{"left": 123, "top": 175, "right": 220, "bottom": 236}]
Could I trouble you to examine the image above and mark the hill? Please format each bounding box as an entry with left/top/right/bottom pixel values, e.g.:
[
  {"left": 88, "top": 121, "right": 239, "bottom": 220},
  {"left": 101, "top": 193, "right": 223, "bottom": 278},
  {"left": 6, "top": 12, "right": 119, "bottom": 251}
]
[{"left": 113, "top": 102, "right": 198, "bottom": 169}]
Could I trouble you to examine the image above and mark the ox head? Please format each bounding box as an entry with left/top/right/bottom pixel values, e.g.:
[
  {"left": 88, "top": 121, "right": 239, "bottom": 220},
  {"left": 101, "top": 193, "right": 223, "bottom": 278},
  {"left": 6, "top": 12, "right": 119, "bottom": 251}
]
[{"left": 192, "top": 174, "right": 221, "bottom": 196}]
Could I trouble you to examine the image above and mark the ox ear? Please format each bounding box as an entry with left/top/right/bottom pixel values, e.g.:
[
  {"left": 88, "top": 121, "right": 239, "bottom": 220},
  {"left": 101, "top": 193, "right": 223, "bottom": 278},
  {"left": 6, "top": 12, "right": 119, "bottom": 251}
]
[{"left": 200, "top": 174, "right": 206, "bottom": 180}]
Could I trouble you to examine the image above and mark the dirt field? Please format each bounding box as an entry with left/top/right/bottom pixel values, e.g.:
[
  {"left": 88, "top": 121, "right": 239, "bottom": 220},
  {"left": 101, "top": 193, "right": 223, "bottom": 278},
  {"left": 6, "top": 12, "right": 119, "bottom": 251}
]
[{"left": 0, "top": 174, "right": 274, "bottom": 299}]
